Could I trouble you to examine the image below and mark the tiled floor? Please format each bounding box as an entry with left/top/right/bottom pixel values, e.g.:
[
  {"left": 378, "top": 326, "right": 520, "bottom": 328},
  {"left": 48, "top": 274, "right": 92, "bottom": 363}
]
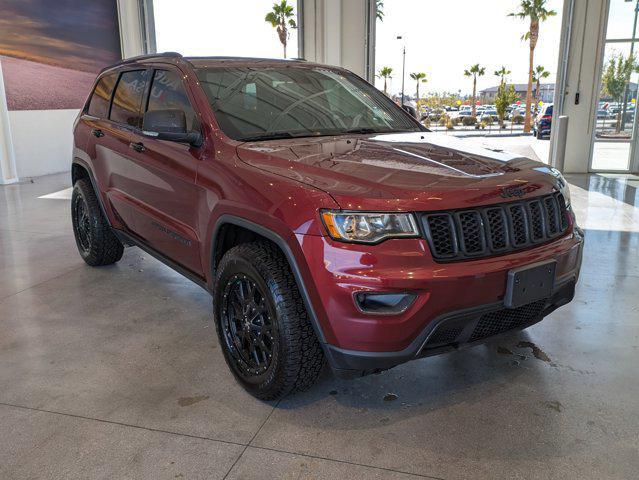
[{"left": 1, "top": 172, "right": 638, "bottom": 479}]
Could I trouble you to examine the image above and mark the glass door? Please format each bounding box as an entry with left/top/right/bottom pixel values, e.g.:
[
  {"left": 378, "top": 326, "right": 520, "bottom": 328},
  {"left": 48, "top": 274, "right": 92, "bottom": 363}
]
[{"left": 591, "top": 0, "right": 639, "bottom": 171}]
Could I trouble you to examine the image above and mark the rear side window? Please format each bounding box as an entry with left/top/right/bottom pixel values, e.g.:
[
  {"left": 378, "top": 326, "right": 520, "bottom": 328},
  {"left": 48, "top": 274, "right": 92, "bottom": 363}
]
[
  {"left": 146, "top": 70, "right": 197, "bottom": 131},
  {"left": 87, "top": 73, "right": 117, "bottom": 118},
  {"left": 110, "top": 70, "right": 149, "bottom": 128}
]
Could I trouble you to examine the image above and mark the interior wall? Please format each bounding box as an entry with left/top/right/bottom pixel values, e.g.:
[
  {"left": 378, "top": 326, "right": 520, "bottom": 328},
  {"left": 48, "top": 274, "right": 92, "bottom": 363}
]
[
  {"left": 553, "top": 0, "right": 609, "bottom": 173},
  {"left": 9, "top": 110, "right": 79, "bottom": 178},
  {"left": 0, "top": 61, "right": 18, "bottom": 184}
]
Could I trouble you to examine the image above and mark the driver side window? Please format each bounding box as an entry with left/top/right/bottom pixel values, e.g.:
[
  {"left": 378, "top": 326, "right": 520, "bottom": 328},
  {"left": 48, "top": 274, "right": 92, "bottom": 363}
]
[{"left": 146, "top": 69, "right": 197, "bottom": 131}]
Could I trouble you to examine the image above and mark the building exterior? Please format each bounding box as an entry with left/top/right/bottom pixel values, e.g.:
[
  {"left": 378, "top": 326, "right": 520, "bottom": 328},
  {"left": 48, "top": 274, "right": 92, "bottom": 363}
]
[{"left": 480, "top": 83, "right": 555, "bottom": 104}]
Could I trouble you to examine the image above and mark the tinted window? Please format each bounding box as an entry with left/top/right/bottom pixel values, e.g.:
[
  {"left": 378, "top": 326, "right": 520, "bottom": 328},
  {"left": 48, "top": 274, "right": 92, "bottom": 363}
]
[
  {"left": 110, "top": 70, "right": 149, "bottom": 127},
  {"left": 196, "top": 67, "right": 420, "bottom": 141},
  {"left": 546, "top": 105, "right": 553, "bottom": 116},
  {"left": 146, "top": 70, "right": 196, "bottom": 131},
  {"left": 87, "top": 73, "right": 117, "bottom": 118}
]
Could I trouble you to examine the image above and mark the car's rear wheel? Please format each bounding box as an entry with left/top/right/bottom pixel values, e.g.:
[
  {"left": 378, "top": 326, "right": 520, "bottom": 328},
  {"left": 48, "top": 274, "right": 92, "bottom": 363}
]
[
  {"left": 71, "top": 178, "right": 124, "bottom": 266},
  {"left": 213, "top": 242, "right": 324, "bottom": 400}
]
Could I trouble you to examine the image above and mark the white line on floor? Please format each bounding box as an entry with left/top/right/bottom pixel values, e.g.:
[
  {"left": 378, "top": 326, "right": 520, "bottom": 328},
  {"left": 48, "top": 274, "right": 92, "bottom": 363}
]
[{"left": 38, "top": 187, "right": 72, "bottom": 200}]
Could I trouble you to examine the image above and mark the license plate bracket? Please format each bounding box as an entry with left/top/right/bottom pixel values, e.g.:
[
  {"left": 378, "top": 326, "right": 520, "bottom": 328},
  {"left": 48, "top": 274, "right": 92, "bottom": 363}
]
[{"left": 504, "top": 260, "right": 556, "bottom": 309}]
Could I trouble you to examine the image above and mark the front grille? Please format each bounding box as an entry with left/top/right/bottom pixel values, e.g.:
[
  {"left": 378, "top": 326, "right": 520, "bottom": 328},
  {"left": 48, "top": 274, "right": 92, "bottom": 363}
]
[
  {"left": 427, "top": 325, "right": 464, "bottom": 346},
  {"left": 469, "top": 300, "right": 547, "bottom": 342},
  {"left": 423, "top": 193, "right": 570, "bottom": 261}
]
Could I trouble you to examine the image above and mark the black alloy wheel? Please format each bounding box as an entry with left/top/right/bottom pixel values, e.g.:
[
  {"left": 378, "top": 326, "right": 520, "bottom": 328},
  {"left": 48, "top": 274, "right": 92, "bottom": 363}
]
[
  {"left": 213, "top": 242, "right": 325, "bottom": 400},
  {"left": 72, "top": 194, "right": 92, "bottom": 255},
  {"left": 220, "top": 274, "right": 277, "bottom": 378}
]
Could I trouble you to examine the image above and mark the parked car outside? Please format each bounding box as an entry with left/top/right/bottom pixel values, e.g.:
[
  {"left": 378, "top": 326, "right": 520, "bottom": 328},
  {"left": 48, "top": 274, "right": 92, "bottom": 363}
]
[
  {"left": 508, "top": 108, "right": 525, "bottom": 120},
  {"left": 479, "top": 108, "right": 499, "bottom": 122},
  {"left": 455, "top": 109, "right": 475, "bottom": 120},
  {"left": 533, "top": 103, "right": 553, "bottom": 139},
  {"left": 72, "top": 54, "right": 582, "bottom": 399}
]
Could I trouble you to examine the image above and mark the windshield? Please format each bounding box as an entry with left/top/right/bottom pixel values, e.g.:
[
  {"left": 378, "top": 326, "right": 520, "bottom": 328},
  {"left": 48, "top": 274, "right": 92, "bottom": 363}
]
[{"left": 195, "top": 66, "right": 422, "bottom": 141}]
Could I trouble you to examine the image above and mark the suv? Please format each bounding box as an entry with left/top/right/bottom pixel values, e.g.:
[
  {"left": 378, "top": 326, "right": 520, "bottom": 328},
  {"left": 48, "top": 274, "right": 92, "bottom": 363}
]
[
  {"left": 533, "top": 103, "right": 553, "bottom": 139},
  {"left": 72, "top": 53, "right": 583, "bottom": 400}
]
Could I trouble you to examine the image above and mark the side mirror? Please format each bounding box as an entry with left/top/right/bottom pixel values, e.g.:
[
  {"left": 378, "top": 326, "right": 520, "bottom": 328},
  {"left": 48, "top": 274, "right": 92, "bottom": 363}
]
[
  {"left": 402, "top": 105, "right": 417, "bottom": 119},
  {"left": 142, "top": 109, "right": 203, "bottom": 147}
]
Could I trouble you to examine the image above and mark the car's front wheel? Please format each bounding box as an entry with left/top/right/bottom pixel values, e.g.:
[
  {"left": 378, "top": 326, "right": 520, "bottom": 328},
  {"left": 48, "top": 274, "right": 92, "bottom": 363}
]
[
  {"left": 71, "top": 178, "right": 124, "bottom": 266},
  {"left": 213, "top": 242, "right": 324, "bottom": 400}
]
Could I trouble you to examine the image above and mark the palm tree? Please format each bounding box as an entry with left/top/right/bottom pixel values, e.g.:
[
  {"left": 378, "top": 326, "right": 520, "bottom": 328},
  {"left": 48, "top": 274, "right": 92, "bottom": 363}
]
[
  {"left": 533, "top": 65, "right": 551, "bottom": 105},
  {"left": 410, "top": 72, "right": 427, "bottom": 100},
  {"left": 464, "top": 64, "right": 486, "bottom": 116},
  {"left": 509, "top": 0, "right": 557, "bottom": 133},
  {"left": 494, "top": 66, "right": 511, "bottom": 86},
  {"left": 265, "top": 0, "right": 297, "bottom": 59},
  {"left": 377, "top": 67, "right": 393, "bottom": 95},
  {"left": 376, "top": 0, "right": 384, "bottom": 22}
]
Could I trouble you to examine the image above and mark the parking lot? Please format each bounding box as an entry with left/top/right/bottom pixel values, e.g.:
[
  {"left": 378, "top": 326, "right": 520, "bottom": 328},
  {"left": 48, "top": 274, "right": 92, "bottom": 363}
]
[{"left": 429, "top": 126, "right": 631, "bottom": 172}]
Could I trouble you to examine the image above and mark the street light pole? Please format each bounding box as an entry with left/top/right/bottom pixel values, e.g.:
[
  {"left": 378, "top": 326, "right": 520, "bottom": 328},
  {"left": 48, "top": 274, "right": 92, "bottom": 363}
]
[{"left": 397, "top": 36, "right": 406, "bottom": 107}]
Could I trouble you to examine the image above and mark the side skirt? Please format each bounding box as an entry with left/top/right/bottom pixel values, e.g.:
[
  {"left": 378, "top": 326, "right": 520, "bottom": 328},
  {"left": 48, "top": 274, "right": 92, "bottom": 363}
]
[{"left": 113, "top": 229, "right": 210, "bottom": 293}]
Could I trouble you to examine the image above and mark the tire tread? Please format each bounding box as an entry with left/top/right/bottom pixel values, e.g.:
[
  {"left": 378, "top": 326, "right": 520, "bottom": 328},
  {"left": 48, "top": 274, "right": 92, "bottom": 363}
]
[
  {"left": 214, "top": 241, "right": 324, "bottom": 400},
  {"left": 72, "top": 178, "right": 124, "bottom": 266}
]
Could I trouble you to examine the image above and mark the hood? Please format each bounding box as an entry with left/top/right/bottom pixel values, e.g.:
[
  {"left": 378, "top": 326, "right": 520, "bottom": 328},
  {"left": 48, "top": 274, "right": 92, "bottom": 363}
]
[{"left": 236, "top": 132, "right": 563, "bottom": 211}]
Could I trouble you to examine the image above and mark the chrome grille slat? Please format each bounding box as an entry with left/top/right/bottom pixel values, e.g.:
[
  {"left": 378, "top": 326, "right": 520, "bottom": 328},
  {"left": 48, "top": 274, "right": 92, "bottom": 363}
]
[{"left": 422, "top": 193, "right": 570, "bottom": 262}]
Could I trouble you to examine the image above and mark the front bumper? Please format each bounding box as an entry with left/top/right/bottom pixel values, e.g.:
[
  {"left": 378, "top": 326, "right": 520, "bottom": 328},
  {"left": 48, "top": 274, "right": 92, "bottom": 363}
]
[
  {"left": 325, "top": 277, "right": 576, "bottom": 376},
  {"left": 297, "top": 226, "right": 584, "bottom": 374}
]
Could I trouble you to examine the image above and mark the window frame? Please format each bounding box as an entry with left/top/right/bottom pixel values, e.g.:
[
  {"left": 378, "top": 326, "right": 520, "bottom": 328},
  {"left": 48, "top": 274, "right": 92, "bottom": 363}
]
[
  {"left": 86, "top": 72, "right": 118, "bottom": 119},
  {"left": 108, "top": 68, "right": 152, "bottom": 130},
  {"left": 142, "top": 66, "right": 199, "bottom": 133}
]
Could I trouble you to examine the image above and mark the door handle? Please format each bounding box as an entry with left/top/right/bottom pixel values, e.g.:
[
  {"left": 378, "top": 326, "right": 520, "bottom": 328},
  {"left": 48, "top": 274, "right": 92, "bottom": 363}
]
[
  {"left": 91, "top": 128, "right": 104, "bottom": 138},
  {"left": 130, "top": 142, "right": 145, "bottom": 153}
]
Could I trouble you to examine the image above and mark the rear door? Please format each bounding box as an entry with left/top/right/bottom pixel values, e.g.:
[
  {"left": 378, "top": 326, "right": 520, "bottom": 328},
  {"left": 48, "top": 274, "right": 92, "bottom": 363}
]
[
  {"left": 82, "top": 71, "right": 142, "bottom": 232},
  {"left": 120, "top": 67, "right": 203, "bottom": 275},
  {"left": 92, "top": 69, "right": 152, "bottom": 233}
]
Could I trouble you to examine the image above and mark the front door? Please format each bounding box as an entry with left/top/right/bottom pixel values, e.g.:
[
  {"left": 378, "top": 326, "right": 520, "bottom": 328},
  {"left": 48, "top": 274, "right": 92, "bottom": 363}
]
[{"left": 122, "top": 67, "right": 203, "bottom": 275}]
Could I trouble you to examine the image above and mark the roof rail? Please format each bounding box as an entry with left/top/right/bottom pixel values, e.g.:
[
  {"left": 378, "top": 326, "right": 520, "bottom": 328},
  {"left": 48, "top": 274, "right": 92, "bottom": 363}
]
[
  {"left": 109, "top": 52, "right": 183, "bottom": 68},
  {"left": 183, "top": 56, "right": 308, "bottom": 63}
]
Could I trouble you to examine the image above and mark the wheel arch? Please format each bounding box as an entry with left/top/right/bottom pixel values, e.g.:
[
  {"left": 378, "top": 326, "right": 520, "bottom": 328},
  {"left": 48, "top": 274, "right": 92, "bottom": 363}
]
[
  {"left": 210, "top": 215, "right": 328, "bottom": 345},
  {"left": 71, "top": 159, "right": 113, "bottom": 228}
]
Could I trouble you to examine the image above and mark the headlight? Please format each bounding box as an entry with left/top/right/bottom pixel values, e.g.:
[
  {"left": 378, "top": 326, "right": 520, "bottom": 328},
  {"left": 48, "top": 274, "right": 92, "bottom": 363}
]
[
  {"left": 550, "top": 167, "right": 571, "bottom": 206},
  {"left": 321, "top": 211, "right": 419, "bottom": 243}
]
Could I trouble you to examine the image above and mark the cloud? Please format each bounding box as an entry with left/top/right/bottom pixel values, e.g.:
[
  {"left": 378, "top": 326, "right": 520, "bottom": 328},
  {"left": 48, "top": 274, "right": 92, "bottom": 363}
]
[{"left": 0, "top": 0, "right": 120, "bottom": 72}]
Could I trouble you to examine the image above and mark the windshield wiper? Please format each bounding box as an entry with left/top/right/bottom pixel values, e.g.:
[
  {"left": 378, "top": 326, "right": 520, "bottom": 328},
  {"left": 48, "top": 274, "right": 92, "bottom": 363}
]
[
  {"left": 238, "top": 132, "right": 297, "bottom": 142},
  {"left": 239, "top": 127, "right": 420, "bottom": 142},
  {"left": 341, "top": 127, "right": 420, "bottom": 135},
  {"left": 343, "top": 128, "right": 379, "bottom": 135}
]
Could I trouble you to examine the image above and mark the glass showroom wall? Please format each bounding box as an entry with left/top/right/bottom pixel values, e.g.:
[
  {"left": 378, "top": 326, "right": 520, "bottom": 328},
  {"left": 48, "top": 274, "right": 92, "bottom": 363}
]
[
  {"left": 373, "top": 0, "right": 563, "bottom": 144},
  {"left": 591, "top": 0, "right": 639, "bottom": 171},
  {"left": 152, "top": 0, "right": 299, "bottom": 59}
]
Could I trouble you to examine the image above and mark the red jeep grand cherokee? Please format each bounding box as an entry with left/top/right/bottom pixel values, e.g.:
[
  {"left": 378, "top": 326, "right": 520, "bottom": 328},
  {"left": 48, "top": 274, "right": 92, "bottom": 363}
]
[{"left": 72, "top": 53, "right": 583, "bottom": 399}]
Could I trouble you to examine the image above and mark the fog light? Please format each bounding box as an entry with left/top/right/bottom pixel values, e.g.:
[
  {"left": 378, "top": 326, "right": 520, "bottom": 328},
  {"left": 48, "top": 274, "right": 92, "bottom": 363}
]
[{"left": 354, "top": 292, "right": 416, "bottom": 315}]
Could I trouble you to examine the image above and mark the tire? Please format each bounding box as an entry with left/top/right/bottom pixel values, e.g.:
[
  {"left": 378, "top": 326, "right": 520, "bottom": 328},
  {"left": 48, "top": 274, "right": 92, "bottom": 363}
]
[
  {"left": 213, "top": 242, "right": 324, "bottom": 400},
  {"left": 71, "top": 178, "right": 124, "bottom": 266}
]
